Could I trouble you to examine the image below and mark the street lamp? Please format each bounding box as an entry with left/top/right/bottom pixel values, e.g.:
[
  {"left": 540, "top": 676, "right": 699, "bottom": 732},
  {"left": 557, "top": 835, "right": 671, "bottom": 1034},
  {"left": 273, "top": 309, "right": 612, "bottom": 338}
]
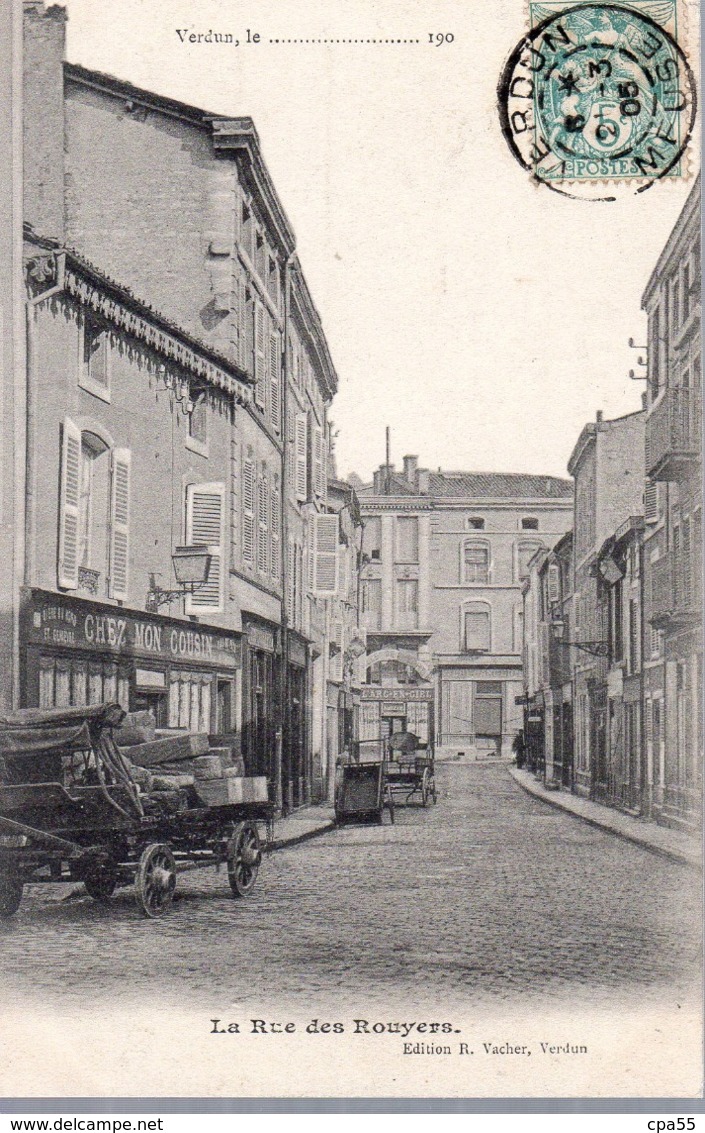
[
  {"left": 146, "top": 545, "right": 213, "bottom": 611},
  {"left": 550, "top": 617, "right": 609, "bottom": 658}
]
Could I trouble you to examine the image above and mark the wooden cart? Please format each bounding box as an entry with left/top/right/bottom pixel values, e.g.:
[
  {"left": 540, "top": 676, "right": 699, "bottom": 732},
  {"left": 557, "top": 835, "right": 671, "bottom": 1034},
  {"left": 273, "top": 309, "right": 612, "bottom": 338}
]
[
  {"left": 385, "top": 730, "right": 438, "bottom": 807},
  {"left": 334, "top": 744, "right": 394, "bottom": 825},
  {"left": 0, "top": 704, "right": 273, "bottom": 919}
]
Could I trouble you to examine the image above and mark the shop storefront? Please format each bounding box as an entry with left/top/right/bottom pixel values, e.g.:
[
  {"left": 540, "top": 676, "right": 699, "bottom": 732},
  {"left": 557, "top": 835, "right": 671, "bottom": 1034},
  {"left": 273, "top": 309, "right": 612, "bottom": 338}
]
[
  {"left": 359, "top": 686, "right": 434, "bottom": 753},
  {"left": 21, "top": 589, "right": 242, "bottom": 734},
  {"left": 286, "top": 633, "right": 309, "bottom": 809}
]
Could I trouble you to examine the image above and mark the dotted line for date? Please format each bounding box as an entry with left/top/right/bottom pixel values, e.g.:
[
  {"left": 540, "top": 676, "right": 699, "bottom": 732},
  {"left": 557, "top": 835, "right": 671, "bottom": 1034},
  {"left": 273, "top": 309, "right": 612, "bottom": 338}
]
[{"left": 268, "top": 38, "right": 421, "bottom": 44}]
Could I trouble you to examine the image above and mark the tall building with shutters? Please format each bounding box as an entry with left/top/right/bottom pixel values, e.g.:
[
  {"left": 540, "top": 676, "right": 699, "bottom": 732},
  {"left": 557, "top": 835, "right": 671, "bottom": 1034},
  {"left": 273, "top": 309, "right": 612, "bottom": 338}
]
[
  {"left": 356, "top": 457, "right": 573, "bottom": 759},
  {"left": 642, "top": 174, "right": 702, "bottom": 830},
  {"left": 14, "top": 2, "right": 345, "bottom": 811}
]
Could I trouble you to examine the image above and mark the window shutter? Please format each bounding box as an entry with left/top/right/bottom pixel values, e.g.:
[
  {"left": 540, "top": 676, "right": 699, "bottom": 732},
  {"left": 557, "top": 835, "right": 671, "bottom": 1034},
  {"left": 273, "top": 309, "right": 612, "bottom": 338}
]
[
  {"left": 231, "top": 269, "right": 247, "bottom": 370},
  {"left": 257, "top": 471, "right": 269, "bottom": 574},
  {"left": 644, "top": 481, "right": 658, "bottom": 524},
  {"left": 314, "top": 424, "right": 324, "bottom": 497},
  {"left": 186, "top": 482, "right": 224, "bottom": 615},
  {"left": 307, "top": 518, "right": 315, "bottom": 593},
  {"left": 242, "top": 458, "right": 255, "bottom": 566},
  {"left": 270, "top": 329, "right": 281, "bottom": 433},
  {"left": 314, "top": 513, "right": 339, "bottom": 595},
  {"left": 108, "top": 448, "right": 131, "bottom": 600},
  {"left": 270, "top": 479, "right": 281, "bottom": 581},
  {"left": 295, "top": 412, "right": 308, "bottom": 502},
  {"left": 254, "top": 302, "right": 266, "bottom": 408},
  {"left": 58, "top": 418, "right": 81, "bottom": 589},
  {"left": 286, "top": 540, "right": 295, "bottom": 624}
]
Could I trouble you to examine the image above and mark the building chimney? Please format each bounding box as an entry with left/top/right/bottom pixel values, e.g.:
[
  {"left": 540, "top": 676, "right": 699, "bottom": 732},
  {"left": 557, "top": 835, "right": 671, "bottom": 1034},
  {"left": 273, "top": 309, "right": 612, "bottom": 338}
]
[
  {"left": 417, "top": 469, "right": 430, "bottom": 494},
  {"left": 403, "top": 455, "right": 418, "bottom": 485},
  {"left": 596, "top": 410, "right": 603, "bottom": 423},
  {"left": 373, "top": 464, "right": 394, "bottom": 494},
  {"left": 23, "top": 1, "right": 67, "bottom": 241}
]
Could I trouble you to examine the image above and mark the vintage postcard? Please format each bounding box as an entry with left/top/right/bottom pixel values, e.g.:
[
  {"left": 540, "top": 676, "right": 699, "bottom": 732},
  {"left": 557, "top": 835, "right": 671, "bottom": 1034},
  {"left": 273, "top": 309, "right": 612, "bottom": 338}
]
[{"left": 0, "top": 0, "right": 701, "bottom": 1105}]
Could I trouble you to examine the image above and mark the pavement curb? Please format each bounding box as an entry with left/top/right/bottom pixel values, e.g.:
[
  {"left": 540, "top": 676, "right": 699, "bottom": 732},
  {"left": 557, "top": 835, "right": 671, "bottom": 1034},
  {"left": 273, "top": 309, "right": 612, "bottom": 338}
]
[
  {"left": 507, "top": 766, "right": 701, "bottom": 869},
  {"left": 265, "top": 818, "right": 336, "bottom": 853}
]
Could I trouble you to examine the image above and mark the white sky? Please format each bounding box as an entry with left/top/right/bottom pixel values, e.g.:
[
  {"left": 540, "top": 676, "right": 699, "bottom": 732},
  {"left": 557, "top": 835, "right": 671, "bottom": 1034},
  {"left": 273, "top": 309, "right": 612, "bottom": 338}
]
[{"left": 63, "top": 0, "right": 700, "bottom": 481}]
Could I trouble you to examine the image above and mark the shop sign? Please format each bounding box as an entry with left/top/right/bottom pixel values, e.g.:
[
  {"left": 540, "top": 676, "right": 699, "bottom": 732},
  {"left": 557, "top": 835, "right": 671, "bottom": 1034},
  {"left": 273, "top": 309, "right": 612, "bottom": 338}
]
[
  {"left": 25, "top": 590, "right": 242, "bottom": 668},
  {"left": 245, "top": 621, "right": 276, "bottom": 654},
  {"left": 288, "top": 637, "right": 307, "bottom": 668},
  {"left": 360, "top": 686, "right": 434, "bottom": 702}
]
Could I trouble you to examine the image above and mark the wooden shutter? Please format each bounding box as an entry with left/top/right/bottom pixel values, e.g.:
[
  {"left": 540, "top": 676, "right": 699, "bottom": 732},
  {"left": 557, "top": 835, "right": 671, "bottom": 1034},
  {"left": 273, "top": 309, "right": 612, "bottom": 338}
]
[
  {"left": 286, "top": 540, "right": 295, "bottom": 623},
  {"left": 307, "top": 517, "right": 315, "bottom": 593},
  {"left": 314, "top": 424, "right": 324, "bottom": 497},
  {"left": 108, "top": 448, "right": 131, "bottom": 600},
  {"left": 360, "top": 701, "right": 380, "bottom": 742},
  {"left": 253, "top": 302, "right": 267, "bottom": 408},
  {"left": 58, "top": 417, "right": 81, "bottom": 589},
  {"left": 270, "top": 478, "right": 281, "bottom": 581},
  {"left": 186, "top": 483, "right": 224, "bottom": 615},
  {"left": 314, "top": 513, "right": 339, "bottom": 595},
  {"left": 295, "top": 412, "right": 308, "bottom": 502},
  {"left": 231, "top": 269, "right": 247, "bottom": 370},
  {"left": 269, "top": 329, "right": 281, "bottom": 433},
  {"left": 257, "top": 471, "right": 269, "bottom": 574},
  {"left": 644, "top": 481, "right": 658, "bottom": 524},
  {"left": 242, "top": 458, "right": 255, "bottom": 566}
]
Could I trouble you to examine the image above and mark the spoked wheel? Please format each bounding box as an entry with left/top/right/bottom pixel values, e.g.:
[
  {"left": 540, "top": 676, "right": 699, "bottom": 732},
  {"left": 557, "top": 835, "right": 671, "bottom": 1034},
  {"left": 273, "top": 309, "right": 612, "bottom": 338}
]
[
  {"left": 83, "top": 863, "right": 118, "bottom": 902},
  {"left": 134, "top": 844, "right": 176, "bottom": 918},
  {"left": 420, "top": 768, "right": 430, "bottom": 808},
  {"left": 0, "top": 872, "right": 23, "bottom": 918},
  {"left": 227, "top": 822, "right": 261, "bottom": 898}
]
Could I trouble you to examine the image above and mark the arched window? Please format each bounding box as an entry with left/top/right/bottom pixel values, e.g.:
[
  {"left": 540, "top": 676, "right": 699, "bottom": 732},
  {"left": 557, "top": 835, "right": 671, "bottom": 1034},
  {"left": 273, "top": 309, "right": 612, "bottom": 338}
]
[
  {"left": 462, "top": 540, "right": 490, "bottom": 584},
  {"left": 462, "top": 601, "right": 491, "bottom": 653}
]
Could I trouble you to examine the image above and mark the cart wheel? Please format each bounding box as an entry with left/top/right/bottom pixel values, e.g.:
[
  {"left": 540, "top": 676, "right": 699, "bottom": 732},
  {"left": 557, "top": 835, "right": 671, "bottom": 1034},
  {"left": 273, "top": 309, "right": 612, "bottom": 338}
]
[
  {"left": 0, "top": 872, "right": 23, "bottom": 918},
  {"left": 134, "top": 844, "right": 176, "bottom": 918},
  {"left": 420, "top": 768, "right": 430, "bottom": 808},
  {"left": 83, "top": 863, "right": 118, "bottom": 902},
  {"left": 227, "top": 822, "right": 261, "bottom": 898}
]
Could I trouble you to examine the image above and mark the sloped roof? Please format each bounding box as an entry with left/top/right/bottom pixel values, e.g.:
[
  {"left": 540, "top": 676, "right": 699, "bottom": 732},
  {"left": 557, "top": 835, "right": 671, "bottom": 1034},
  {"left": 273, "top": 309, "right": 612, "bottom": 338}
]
[{"left": 429, "top": 472, "right": 572, "bottom": 499}]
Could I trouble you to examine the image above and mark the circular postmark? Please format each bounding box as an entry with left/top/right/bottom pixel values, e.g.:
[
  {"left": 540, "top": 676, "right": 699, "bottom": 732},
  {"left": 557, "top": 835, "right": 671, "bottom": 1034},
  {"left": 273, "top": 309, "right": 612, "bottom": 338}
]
[{"left": 498, "top": 3, "right": 697, "bottom": 200}]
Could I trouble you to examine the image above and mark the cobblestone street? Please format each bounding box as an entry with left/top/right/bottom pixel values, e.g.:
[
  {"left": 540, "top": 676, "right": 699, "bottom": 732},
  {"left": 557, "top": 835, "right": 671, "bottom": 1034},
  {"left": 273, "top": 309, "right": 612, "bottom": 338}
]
[{"left": 1, "top": 763, "right": 700, "bottom": 1014}]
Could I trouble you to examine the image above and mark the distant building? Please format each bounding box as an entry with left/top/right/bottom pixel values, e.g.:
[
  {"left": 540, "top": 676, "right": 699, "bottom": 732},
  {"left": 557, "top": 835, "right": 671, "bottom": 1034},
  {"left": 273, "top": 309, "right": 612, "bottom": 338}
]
[{"left": 356, "top": 458, "right": 573, "bottom": 758}]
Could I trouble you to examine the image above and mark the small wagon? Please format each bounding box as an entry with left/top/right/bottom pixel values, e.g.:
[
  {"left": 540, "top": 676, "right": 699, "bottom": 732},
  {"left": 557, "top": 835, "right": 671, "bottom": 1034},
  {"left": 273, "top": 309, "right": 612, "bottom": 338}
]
[
  {"left": 334, "top": 743, "right": 394, "bottom": 825},
  {"left": 0, "top": 703, "right": 273, "bottom": 919},
  {"left": 385, "top": 730, "right": 438, "bottom": 807}
]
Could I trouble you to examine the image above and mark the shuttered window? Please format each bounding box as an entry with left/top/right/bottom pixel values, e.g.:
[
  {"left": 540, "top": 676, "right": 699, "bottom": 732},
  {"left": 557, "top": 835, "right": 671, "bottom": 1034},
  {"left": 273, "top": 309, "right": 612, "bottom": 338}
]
[
  {"left": 231, "top": 269, "right": 248, "bottom": 371},
  {"left": 270, "top": 478, "right": 281, "bottom": 581},
  {"left": 269, "top": 329, "right": 281, "bottom": 433},
  {"left": 313, "top": 513, "right": 339, "bottom": 595},
  {"left": 286, "top": 541, "right": 295, "bottom": 624},
  {"left": 295, "top": 412, "right": 308, "bottom": 502},
  {"left": 257, "top": 470, "right": 269, "bottom": 575},
  {"left": 242, "top": 458, "right": 255, "bottom": 566},
  {"left": 108, "top": 448, "right": 131, "bottom": 600},
  {"left": 254, "top": 301, "right": 266, "bottom": 409},
  {"left": 644, "top": 481, "right": 658, "bottom": 524},
  {"left": 313, "top": 423, "right": 325, "bottom": 498},
  {"left": 58, "top": 418, "right": 82, "bottom": 589},
  {"left": 464, "top": 604, "right": 491, "bottom": 652},
  {"left": 185, "top": 482, "right": 224, "bottom": 615}
]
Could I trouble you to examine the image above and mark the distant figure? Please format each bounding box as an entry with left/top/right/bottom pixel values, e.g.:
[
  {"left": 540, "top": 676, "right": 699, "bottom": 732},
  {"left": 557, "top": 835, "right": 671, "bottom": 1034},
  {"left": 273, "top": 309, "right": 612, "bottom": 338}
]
[{"left": 512, "top": 730, "right": 526, "bottom": 769}]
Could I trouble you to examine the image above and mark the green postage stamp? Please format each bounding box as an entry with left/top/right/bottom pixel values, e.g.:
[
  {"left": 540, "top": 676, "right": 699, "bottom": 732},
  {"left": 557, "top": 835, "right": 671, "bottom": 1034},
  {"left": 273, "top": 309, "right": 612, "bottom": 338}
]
[{"left": 498, "top": 0, "right": 697, "bottom": 200}]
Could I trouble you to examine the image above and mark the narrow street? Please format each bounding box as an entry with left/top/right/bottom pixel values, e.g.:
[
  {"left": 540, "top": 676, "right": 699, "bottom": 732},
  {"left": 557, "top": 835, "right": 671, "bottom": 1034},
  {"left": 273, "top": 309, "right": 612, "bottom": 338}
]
[{"left": 1, "top": 763, "right": 699, "bottom": 1015}]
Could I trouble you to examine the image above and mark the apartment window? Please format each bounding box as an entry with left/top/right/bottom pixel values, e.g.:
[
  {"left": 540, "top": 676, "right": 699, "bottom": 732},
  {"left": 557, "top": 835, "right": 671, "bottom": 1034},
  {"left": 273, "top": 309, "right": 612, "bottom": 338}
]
[
  {"left": 255, "top": 231, "right": 266, "bottom": 281},
  {"left": 79, "top": 313, "right": 110, "bottom": 401},
  {"left": 628, "top": 598, "right": 639, "bottom": 674},
  {"left": 78, "top": 434, "right": 110, "bottom": 575},
  {"left": 362, "top": 579, "right": 382, "bottom": 628},
  {"left": 241, "top": 202, "right": 255, "bottom": 263},
  {"left": 185, "top": 482, "right": 224, "bottom": 616},
  {"left": 464, "top": 603, "right": 491, "bottom": 652},
  {"left": 188, "top": 391, "right": 208, "bottom": 449},
  {"left": 396, "top": 579, "right": 418, "bottom": 628},
  {"left": 467, "top": 517, "right": 485, "bottom": 530},
  {"left": 650, "top": 624, "right": 663, "bottom": 659},
  {"left": 521, "top": 517, "right": 539, "bottom": 530},
  {"left": 463, "top": 541, "right": 489, "bottom": 584},
  {"left": 363, "top": 516, "right": 382, "bottom": 561},
  {"left": 396, "top": 516, "right": 419, "bottom": 563},
  {"left": 517, "top": 540, "right": 542, "bottom": 581}
]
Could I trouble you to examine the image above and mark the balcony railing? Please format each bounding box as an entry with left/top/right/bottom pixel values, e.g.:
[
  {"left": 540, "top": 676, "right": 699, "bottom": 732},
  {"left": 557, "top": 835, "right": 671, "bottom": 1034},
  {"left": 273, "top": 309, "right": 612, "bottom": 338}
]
[{"left": 646, "top": 386, "right": 702, "bottom": 481}]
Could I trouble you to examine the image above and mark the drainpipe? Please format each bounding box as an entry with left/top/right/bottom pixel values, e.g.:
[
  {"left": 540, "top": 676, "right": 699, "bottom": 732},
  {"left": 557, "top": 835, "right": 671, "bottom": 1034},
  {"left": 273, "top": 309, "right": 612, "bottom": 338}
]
[
  {"left": 24, "top": 251, "right": 66, "bottom": 589},
  {"left": 638, "top": 534, "right": 647, "bottom": 815}
]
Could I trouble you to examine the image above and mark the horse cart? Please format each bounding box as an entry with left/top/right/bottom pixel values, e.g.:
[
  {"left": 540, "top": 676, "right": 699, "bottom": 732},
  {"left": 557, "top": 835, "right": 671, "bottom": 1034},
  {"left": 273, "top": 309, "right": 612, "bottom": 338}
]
[
  {"left": 0, "top": 704, "right": 272, "bottom": 919},
  {"left": 385, "top": 730, "right": 437, "bottom": 807}
]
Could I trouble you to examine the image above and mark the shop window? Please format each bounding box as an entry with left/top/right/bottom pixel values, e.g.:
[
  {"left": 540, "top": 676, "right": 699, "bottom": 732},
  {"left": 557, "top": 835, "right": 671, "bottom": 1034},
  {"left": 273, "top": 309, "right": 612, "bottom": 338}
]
[
  {"left": 38, "top": 656, "right": 129, "bottom": 710},
  {"left": 462, "top": 541, "right": 489, "bottom": 584},
  {"left": 464, "top": 603, "right": 491, "bottom": 652},
  {"left": 168, "top": 672, "right": 212, "bottom": 732},
  {"left": 396, "top": 516, "right": 418, "bottom": 563},
  {"left": 79, "top": 312, "right": 110, "bottom": 401}
]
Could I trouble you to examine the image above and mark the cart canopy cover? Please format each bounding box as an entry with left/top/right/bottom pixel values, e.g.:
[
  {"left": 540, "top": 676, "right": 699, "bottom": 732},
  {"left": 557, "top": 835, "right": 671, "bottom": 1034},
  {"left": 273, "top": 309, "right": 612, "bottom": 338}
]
[{"left": 0, "top": 704, "right": 125, "bottom": 757}]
